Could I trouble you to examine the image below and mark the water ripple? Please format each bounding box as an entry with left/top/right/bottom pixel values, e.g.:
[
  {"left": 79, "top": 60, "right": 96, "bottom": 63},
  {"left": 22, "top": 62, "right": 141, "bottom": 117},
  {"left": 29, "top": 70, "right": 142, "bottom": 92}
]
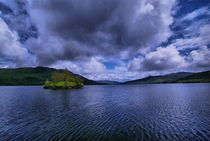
[{"left": 0, "top": 84, "right": 210, "bottom": 140}]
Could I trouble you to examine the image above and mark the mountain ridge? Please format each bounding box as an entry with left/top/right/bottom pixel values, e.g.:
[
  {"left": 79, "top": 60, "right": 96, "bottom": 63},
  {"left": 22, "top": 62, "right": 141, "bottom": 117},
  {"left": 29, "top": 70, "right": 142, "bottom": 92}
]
[
  {"left": 0, "top": 67, "right": 210, "bottom": 85},
  {"left": 124, "top": 71, "right": 210, "bottom": 84},
  {"left": 0, "top": 66, "right": 98, "bottom": 85}
]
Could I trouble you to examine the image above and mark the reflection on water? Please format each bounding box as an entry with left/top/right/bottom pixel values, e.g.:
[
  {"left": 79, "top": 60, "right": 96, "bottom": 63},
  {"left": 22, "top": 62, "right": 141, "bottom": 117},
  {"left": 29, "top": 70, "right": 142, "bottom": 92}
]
[{"left": 0, "top": 84, "right": 210, "bottom": 140}]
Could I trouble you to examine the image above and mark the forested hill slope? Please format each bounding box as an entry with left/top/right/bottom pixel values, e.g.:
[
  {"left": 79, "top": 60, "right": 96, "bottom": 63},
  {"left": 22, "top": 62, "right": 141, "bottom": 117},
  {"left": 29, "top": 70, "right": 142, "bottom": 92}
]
[
  {"left": 124, "top": 71, "right": 210, "bottom": 84},
  {"left": 1, "top": 67, "right": 209, "bottom": 85},
  {"left": 176, "top": 71, "right": 210, "bottom": 83},
  {"left": 0, "top": 67, "right": 97, "bottom": 85}
]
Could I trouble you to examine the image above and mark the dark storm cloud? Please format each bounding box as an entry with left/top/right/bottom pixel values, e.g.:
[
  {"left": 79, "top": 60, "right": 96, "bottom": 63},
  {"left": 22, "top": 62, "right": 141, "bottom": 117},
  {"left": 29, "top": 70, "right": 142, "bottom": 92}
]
[
  {"left": 28, "top": 0, "right": 174, "bottom": 65},
  {"left": 1, "top": 0, "right": 209, "bottom": 81},
  {"left": 0, "top": 2, "right": 13, "bottom": 14},
  {"left": 0, "top": 0, "right": 38, "bottom": 43}
]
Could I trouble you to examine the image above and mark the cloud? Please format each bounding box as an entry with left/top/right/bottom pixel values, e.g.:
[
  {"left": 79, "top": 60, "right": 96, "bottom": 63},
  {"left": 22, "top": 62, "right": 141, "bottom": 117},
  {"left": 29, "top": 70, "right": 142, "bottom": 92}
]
[
  {"left": 27, "top": 0, "right": 175, "bottom": 65},
  {"left": 181, "top": 6, "right": 209, "bottom": 21},
  {"left": 0, "top": 0, "right": 38, "bottom": 43},
  {"left": 189, "top": 46, "right": 210, "bottom": 69},
  {"left": 170, "top": 22, "right": 210, "bottom": 51},
  {"left": 50, "top": 57, "right": 145, "bottom": 82},
  {"left": 128, "top": 44, "right": 210, "bottom": 74},
  {"left": 82, "top": 57, "right": 106, "bottom": 74},
  {"left": 129, "top": 45, "right": 186, "bottom": 71},
  {"left": 1, "top": 0, "right": 209, "bottom": 81},
  {"left": 51, "top": 57, "right": 106, "bottom": 75},
  {"left": 169, "top": 5, "right": 210, "bottom": 51},
  {"left": 0, "top": 18, "right": 35, "bottom": 67}
]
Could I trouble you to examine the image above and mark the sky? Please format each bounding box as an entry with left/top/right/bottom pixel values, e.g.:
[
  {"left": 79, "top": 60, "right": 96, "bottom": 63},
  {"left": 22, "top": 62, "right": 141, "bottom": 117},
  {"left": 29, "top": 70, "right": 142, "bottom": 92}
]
[{"left": 0, "top": 0, "right": 210, "bottom": 81}]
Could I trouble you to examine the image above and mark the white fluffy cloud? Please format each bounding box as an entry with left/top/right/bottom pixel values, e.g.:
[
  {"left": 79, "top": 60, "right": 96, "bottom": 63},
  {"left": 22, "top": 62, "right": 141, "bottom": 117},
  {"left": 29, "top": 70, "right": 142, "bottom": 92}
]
[
  {"left": 181, "top": 6, "right": 209, "bottom": 21},
  {"left": 129, "top": 45, "right": 186, "bottom": 71},
  {"left": 170, "top": 6, "right": 210, "bottom": 51},
  {"left": 189, "top": 46, "right": 210, "bottom": 69},
  {"left": 0, "top": 18, "right": 35, "bottom": 67},
  {"left": 0, "top": 18, "right": 27, "bottom": 57},
  {"left": 171, "top": 24, "right": 210, "bottom": 51},
  {"left": 82, "top": 57, "right": 106, "bottom": 74},
  {"left": 51, "top": 57, "right": 106, "bottom": 78}
]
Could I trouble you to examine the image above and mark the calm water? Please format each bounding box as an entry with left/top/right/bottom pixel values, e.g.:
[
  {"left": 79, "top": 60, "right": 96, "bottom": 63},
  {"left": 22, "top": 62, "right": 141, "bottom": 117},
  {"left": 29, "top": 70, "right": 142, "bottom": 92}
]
[{"left": 0, "top": 84, "right": 210, "bottom": 141}]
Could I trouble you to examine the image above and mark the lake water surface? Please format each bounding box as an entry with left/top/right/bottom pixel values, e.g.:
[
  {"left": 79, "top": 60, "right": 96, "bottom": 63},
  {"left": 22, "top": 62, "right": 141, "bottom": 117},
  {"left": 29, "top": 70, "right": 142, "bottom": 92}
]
[{"left": 0, "top": 84, "right": 210, "bottom": 140}]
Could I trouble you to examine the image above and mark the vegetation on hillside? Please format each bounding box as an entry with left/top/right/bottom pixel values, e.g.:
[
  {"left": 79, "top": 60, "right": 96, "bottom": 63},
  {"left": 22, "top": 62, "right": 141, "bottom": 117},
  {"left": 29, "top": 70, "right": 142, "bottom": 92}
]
[
  {"left": 43, "top": 69, "right": 84, "bottom": 89},
  {"left": 0, "top": 67, "right": 97, "bottom": 85},
  {"left": 176, "top": 71, "right": 210, "bottom": 83},
  {"left": 0, "top": 67, "right": 210, "bottom": 85},
  {"left": 124, "top": 72, "right": 192, "bottom": 84},
  {"left": 124, "top": 71, "right": 210, "bottom": 84}
]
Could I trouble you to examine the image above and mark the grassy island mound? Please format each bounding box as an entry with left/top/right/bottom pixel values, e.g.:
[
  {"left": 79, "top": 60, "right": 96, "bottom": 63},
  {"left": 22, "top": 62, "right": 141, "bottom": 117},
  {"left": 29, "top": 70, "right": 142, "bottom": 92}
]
[{"left": 43, "top": 69, "right": 84, "bottom": 89}]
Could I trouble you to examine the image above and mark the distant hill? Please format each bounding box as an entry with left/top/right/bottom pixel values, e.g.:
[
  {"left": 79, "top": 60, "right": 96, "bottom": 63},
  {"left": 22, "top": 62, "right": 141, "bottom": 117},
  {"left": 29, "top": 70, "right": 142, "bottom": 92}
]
[
  {"left": 124, "top": 71, "right": 210, "bottom": 84},
  {"left": 1, "top": 67, "right": 210, "bottom": 86},
  {"left": 176, "top": 71, "right": 210, "bottom": 83},
  {"left": 96, "top": 80, "right": 121, "bottom": 85},
  {"left": 0, "top": 67, "right": 97, "bottom": 85}
]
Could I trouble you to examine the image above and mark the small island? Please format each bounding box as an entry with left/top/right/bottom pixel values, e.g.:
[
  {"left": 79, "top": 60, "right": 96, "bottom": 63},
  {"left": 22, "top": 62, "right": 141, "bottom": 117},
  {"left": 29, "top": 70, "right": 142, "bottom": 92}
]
[{"left": 43, "top": 69, "right": 84, "bottom": 89}]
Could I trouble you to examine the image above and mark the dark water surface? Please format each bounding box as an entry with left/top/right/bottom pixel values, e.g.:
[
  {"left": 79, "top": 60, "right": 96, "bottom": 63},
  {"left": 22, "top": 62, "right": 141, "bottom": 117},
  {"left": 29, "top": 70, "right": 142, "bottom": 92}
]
[{"left": 0, "top": 84, "right": 210, "bottom": 141}]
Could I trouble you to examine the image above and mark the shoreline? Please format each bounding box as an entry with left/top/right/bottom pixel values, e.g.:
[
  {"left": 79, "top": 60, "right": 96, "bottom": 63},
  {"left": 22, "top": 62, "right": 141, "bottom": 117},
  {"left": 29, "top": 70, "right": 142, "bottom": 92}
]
[{"left": 0, "top": 82, "right": 210, "bottom": 86}]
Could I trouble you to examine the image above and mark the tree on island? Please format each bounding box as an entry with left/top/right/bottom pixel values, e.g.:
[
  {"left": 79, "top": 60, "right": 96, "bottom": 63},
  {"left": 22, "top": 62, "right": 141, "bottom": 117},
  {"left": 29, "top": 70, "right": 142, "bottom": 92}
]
[{"left": 44, "top": 69, "right": 84, "bottom": 89}]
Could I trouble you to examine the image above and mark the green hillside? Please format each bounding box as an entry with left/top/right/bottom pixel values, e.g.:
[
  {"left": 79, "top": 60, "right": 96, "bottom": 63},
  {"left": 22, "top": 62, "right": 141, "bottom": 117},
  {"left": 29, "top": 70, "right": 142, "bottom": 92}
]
[
  {"left": 176, "top": 71, "right": 210, "bottom": 83},
  {"left": 124, "top": 72, "right": 192, "bottom": 84},
  {"left": 0, "top": 67, "right": 97, "bottom": 85},
  {"left": 124, "top": 71, "right": 210, "bottom": 84},
  {"left": 1, "top": 67, "right": 209, "bottom": 85}
]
